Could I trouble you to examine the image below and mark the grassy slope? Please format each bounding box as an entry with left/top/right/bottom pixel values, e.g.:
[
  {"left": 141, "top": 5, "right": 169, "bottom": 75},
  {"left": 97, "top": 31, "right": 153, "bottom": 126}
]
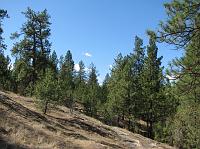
[{"left": 0, "top": 91, "right": 175, "bottom": 149}]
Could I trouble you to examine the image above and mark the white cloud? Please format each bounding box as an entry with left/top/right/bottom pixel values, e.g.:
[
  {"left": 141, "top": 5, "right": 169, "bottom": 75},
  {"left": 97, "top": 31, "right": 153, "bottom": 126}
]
[
  {"left": 74, "top": 63, "right": 80, "bottom": 72},
  {"left": 109, "top": 64, "right": 113, "bottom": 69},
  {"left": 84, "top": 52, "right": 92, "bottom": 57}
]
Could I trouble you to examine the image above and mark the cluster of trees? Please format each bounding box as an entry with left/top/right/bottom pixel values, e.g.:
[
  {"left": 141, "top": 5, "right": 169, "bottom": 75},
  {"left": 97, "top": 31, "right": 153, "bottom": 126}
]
[
  {"left": 0, "top": 0, "right": 200, "bottom": 148},
  {"left": 99, "top": 35, "right": 177, "bottom": 140}
]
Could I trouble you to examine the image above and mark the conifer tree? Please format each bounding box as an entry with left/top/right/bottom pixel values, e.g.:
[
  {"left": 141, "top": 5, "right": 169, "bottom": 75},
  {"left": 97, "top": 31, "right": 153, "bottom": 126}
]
[
  {"left": 127, "top": 36, "right": 145, "bottom": 131},
  {"left": 35, "top": 69, "right": 62, "bottom": 114},
  {"left": 0, "top": 9, "right": 10, "bottom": 90},
  {"left": 100, "top": 73, "right": 110, "bottom": 104},
  {"left": 74, "top": 60, "right": 87, "bottom": 102},
  {"left": 0, "top": 9, "right": 8, "bottom": 51},
  {"left": 106, "top": 37, "right": 145, "bottom": 129},
  {"left": 12, "top": 58, "right": 32, "bottom": 94},
  {"left": 49, "top": 50, "right": 58, "bottom": 76},
  {"left": 158, "top": 0, "right": 200, "bottom": 49},
  {"left": 157, "top": 0, "right": 200, "bottom": 147},
  {"left": 84, "top": 63, "right": 100, "bottom": 117},
  {"left": 107, "top": 53, "right": 128, "bottom": 126},
  {"left": 140, "top": 35, "right": 171, "bottom": 139},
  {"left": 59, "top": 50, "right": 75, "bottom": 110},
  {"left": 11, "top": 8, "right": 51, "bottom": 95},
  {"left": 98, "top": 73, "right": 110, "bottom": 123}
]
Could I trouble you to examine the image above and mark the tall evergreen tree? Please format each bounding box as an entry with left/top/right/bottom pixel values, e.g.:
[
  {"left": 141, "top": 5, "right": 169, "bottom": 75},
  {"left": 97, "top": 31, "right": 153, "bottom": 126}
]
[
  {"left": 84, "top": 63, "right": 100, "bottom": 117},
  {"left": 74, "top": 60, "right": 86, "bottom": 85},
  {"left": 100, "top": 73, "right": 110, "bottom": 104},
  {"left": 11, "top": 8, "right": 51, "bottom": 95},
  {"left": 106, "top": 37, "right": 145, "bottom": 129},
  {"left": 164, "top": 35, "right": 200, "bottom": 148},
  {"left": 74, "top": 60, "right": 87, "bottom": 102},
  {"left": 157, "top": 0, "right": 200, "bottom": 147},
  {"left": 140, "top": 35, "right": 165, "bottom": 139},
  {"left": 107, "top": 53, "right": 128, "bottom": 127},
  {"left": 49, "top": 50, "right": 58, "bottom": 76},
  {"left": 0, "top": 9, "right": 10, "bottom": 90},
  {"left": 127, "top": 36, "right": 145, "bottom": 131},
  {"left": 0, "top": 9, "right": 8, "bottom": 51},
  {"left": 59, "top": 50, "right": 75, "bottom": 110}
]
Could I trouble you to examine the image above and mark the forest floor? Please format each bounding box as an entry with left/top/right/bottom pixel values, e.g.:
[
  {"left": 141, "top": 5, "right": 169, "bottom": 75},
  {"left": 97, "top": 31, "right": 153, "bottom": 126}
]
[{"left": 0, "top": 90, "right": 175, "bottom": 149}]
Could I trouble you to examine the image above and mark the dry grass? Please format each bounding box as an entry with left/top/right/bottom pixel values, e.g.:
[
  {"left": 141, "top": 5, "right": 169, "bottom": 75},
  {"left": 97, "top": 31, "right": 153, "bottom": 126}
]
[{"left": 0, "top": 91, "right": 175, "bottom": 149}]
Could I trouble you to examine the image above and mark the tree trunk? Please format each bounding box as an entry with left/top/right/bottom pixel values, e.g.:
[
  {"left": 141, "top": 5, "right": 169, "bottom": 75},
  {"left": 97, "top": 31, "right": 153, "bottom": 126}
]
[
  {"left": 44, "top": 101, "right": 48, "bottom": 114},
  {"left": 39, "top": 23, "right": 46, "bottom": 75},
  {"left": 31, "top": 32, "right": 37, "bottom": 96},
  {"left": 128, "top": 116, "right": 131, "bottom": 131},
  {"left": 117, "top": 115, "right": 120, "bottom": 127},
  {"left": 148, "top": 121, "right": 153, "bottom": 139}
]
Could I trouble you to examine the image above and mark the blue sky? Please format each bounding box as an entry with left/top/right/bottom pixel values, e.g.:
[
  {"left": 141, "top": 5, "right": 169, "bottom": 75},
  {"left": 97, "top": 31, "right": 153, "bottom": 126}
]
[{"left": 1, "top": 0, "right": 183, "bottom": 84}]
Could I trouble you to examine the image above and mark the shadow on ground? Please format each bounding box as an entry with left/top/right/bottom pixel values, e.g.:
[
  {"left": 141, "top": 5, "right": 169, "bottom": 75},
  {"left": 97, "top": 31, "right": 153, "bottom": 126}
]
[{"left": 0, "top": 136, "right": 27, "bottom": 149}]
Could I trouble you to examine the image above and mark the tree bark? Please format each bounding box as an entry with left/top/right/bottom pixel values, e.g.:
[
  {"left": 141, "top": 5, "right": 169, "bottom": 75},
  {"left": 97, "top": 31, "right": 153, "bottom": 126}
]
[{"left": 44, "top": 101, "right": 48, "bottom": 114}]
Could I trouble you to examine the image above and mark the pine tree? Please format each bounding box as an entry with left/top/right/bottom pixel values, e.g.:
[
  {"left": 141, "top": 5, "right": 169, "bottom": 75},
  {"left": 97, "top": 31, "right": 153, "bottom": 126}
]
[
  {"left": 157, "top": 0, "right": 200, "bottom": 147},
  {"left": 107, "top": 53, "right": 128, "bottom": 127},
  {"left": 11, "top": 8, "right": 51, "bottom": 95},
  {"left": 49, "top": 50, "right": 58, "bottom": 76},
  {"left": 12, "top": 58, "right": 32, "bottom": 94},
  {"left": 158, "top": 0, "right": 200, "bottom": 48},
  {"left": 106, "top": 37, "right": 145, "bottom": 130},
  {"left": 100, "top": 73, "right": 110, "bottom": 104},
  {"left": 84, "top": 63, "right": 100, "bottom": 117},
  {"left": 0, "top": 9, "right": 10, "bottom": 90},
  {"left": 165, "top": 37, "right": 200, "bottom": 148},
  {"left": 35, "top": 69, "right": 62, "bottom": 114},
  {"left": 98, "top": 73, "right": 110, "bottom": 123},
  {"left": 0, "top": 54, "right": 11, "bottom": 90},
  {"left": 0, "top": 9, "right": 8, "bottom": 51},
  {"left": 59, "top": 50, "right": 75, "bottom": 111},
  {"left": 127, "top": 36, "right": 145, "bottom": 131},
  {"left": 74, "top": 60, "right": 87, "bottom": 102},
  {"left": 140, "top": 35, "right": 165, "bottom": 139}
]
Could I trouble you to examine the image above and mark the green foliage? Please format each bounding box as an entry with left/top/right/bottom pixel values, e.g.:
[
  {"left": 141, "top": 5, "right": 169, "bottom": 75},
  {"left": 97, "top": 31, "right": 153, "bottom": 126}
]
[
  {"left": 49, "top": 50, "right": 59, "bottom": 76},
  {"left": 100, "top": 73, "right": 110, "bottom": 103},
  {"left": 106, "top": 53, "right": 128, "bottom": 126},
  {"left": 171, "top": 100, "right": 200, "bottom": 148},
  {"left": 35, "top": 69, "right": 62, "bottom": 114},
  {"left": 11, "top": 8, "right": 52, "bottom": 95},
  {"left": 74, "top": 60, "right": 87, "bottom": 102},
  {"left": 83, "top": 63, "right": 100, "bottom": 117},
  {"left": 139, "top": 35, "right": 172, "bottom": 139},
  {"left": 0, "top": 9, "right": 8, "bottom": 51},
  {"left": 59, "top": 50, "right": 75, "bottom": 108},
  {"left": 157, "top": 0, "right": 200, "bottom": 147},
  {"left": 12, "top": 58, "right": 32, "bottom": 95},
  {"left": 0, "top": 9, "right": 11, "bottom": 90},
  {"left": 158, "top": 0, "right": 200, "bottom": 48},
  {"left": 0, "top": 54, "right": 11, "bottom": 90}
]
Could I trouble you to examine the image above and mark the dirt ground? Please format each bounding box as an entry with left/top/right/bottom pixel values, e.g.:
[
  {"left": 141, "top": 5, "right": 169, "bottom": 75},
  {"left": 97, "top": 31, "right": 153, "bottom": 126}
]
[{"left": 0, "top": 91, "right": 175, "bottom": 149}]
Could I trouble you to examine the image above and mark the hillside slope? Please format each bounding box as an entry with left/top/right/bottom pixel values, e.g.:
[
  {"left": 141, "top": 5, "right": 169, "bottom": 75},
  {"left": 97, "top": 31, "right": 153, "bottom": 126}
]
[{"left": 0, "top": 91, "right": 175, "bottom": 149}]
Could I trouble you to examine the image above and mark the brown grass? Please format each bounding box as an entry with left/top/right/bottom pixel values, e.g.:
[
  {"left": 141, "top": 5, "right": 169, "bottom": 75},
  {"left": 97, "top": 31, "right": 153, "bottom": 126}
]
[{"left": 0, "top": 91, "right": 175, "bottom": 149}]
